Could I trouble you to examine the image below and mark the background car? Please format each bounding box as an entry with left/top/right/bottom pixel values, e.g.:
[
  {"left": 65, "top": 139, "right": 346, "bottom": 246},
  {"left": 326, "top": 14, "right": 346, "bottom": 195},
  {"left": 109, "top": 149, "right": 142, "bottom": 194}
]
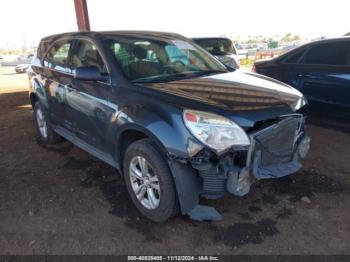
[
  {"left": 234, "top": 42, "right": 252, "bottom": 60},
  {"left": 253, "top": 37, "right": 350, "bottom": 115},
  {"left": 192, "top": 37, "right": 240, "bottom": 69},
  {"left": 14, "top": 63, "right": 29, "bottom": 73}
]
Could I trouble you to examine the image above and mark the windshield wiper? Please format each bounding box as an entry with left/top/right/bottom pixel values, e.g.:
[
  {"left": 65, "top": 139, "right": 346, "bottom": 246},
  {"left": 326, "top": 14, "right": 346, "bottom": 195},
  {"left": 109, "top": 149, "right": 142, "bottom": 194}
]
[
  {"left": 132, "top": 70, "right": 228, "bottom": 83},
  {"left": 189, "top": 70, "right": 228, "bottom": 77},
  {"left": 132, "top": 73, "right": 190, "bottom": 83}
]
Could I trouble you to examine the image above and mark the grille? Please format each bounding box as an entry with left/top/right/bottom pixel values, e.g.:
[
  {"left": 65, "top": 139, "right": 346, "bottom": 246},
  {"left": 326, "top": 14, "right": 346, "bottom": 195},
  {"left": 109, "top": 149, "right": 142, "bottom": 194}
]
[{"left": 252, "top": 116, "right": 301, "bottom": 167}]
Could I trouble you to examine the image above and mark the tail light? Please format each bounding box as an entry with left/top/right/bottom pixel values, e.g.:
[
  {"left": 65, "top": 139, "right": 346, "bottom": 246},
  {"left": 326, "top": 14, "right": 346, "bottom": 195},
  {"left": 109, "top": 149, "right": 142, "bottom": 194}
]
[{"left": 251, "top": 65, "right": 256, "bottom": 73}]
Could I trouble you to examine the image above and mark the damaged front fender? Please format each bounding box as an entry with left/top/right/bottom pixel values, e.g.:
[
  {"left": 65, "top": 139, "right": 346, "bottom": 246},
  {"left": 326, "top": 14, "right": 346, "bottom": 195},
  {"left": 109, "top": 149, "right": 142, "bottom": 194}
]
[{"left": 167, "top": 159, "right": 201, "bottom": 215}]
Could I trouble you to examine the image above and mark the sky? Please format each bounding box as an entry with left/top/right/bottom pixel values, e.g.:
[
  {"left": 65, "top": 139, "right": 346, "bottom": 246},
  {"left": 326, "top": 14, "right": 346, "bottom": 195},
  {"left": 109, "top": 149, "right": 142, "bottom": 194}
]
[{"left": 0, "top": 0, "right": 349, "bottom": 49}]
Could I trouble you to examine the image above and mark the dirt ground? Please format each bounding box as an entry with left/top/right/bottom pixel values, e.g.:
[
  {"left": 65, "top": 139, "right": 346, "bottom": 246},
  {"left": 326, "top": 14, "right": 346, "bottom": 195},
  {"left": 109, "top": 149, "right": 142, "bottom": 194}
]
[{"left": 0, "top": 66, "right": 349, "bottom": 255}]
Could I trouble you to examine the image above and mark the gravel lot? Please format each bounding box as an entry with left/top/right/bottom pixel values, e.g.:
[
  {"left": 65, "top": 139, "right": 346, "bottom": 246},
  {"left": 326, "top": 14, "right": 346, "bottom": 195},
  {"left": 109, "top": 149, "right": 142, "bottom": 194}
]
[{"left": 0, "top": 66, "right": 349, "bottom": 255}]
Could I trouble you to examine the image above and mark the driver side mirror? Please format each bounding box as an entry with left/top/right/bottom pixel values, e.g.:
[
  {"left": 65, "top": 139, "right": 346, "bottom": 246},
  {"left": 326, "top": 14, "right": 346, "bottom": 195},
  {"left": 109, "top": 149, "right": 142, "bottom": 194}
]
[{"left": 74, "top": 66, "right": 109, "bottom": 82}]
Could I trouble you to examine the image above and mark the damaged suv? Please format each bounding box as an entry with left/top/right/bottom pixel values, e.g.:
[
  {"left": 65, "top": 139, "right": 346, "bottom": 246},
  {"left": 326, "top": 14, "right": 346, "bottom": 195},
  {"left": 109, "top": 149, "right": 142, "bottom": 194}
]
[{"left": 28, "top": 31, "right": 310, "bottom": 222}]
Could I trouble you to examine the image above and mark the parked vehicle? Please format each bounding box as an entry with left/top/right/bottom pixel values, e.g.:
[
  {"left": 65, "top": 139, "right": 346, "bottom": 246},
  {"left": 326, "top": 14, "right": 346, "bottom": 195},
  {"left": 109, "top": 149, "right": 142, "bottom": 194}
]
[
  {"left": 28, "top": 31, "right": 310, "bottom": 222},
  {"left": 15, "top": 64, "right": 29, "bottom": 73},
  {"left": 253, "top": 37, "right": 350, "bottom": 113},
  {"left": 235, "top": 43, "right": 250, "bottom": 59},
  {"left": 192, "top": 37, "right": 240, "bottom": 69}
]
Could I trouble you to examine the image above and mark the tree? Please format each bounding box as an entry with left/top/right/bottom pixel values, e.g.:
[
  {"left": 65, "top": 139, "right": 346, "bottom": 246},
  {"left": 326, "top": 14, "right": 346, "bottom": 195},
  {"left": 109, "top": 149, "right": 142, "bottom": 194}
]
[
  {"left": 268, "top": 38, "right": 278, "bottom": 49},
  {"left": 281, "top": 33, "right": 301, "bottom": 43}
]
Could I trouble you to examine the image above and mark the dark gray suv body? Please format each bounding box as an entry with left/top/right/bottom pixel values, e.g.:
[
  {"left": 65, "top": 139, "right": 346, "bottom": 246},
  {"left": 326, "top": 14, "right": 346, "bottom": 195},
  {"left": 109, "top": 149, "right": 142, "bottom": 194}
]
[{"left": 28, "top": 31, "right": 310, "bottom": 222}]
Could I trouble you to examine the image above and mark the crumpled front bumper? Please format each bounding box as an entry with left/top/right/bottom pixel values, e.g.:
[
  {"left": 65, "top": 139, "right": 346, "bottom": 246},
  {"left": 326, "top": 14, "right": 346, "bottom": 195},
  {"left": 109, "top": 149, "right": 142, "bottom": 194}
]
[
  {"left": 227, "top": 134, "right": 310, "bottom": 197},
  {"left": 201, "top": 115, "right": 311, "bottom": 198},
  {"left": 168, "top": 114, "right": 311, "bottom": 221}
]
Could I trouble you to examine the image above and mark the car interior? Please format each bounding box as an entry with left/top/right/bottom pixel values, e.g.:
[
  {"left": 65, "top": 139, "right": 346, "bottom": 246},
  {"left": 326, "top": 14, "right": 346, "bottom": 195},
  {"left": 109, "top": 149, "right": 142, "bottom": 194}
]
[
  {"left": 128, "top": 45, "right": 163, "bottom": 79},
  {"left": 71, "top": 42, "right": 106, "bottom": 73}
]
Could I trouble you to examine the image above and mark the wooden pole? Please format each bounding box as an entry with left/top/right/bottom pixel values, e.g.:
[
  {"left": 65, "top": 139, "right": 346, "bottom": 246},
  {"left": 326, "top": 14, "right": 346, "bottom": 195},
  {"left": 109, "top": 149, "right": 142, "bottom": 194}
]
[{"left": 73, "top": 0, "right": 90, "bottom": 31}]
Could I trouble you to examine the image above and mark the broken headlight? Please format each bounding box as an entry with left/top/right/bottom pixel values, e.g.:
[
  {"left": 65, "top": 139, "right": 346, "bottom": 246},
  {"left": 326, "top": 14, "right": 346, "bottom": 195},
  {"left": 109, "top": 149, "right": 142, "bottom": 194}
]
[{"left": 183, "top": 110, "right": 250, "bottom": 154}]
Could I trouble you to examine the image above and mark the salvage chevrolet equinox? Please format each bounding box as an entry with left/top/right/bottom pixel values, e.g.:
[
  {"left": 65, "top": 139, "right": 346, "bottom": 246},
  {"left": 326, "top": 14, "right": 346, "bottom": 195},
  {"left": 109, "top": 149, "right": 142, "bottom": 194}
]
[{"left": 28, "top": 31, "right": 310, "bottom": 222}]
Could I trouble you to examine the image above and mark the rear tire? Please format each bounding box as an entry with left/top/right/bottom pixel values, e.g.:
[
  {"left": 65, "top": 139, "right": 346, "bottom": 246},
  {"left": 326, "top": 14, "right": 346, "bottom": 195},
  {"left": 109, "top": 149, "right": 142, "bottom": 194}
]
[
  {"left": 123, "top": 138, "right": 179, "bottom": 222},
  {"left": 33, "top": 101, "right": 62, "bottom": 144}
]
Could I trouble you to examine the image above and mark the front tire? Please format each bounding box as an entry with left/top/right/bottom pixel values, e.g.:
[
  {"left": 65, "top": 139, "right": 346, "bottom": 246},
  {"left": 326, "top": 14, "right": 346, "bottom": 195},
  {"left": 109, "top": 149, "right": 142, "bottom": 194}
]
[
  {"left": 123, "top": 138, "right": 178, "bottom": 222},
  {"left": 33, "top": 102, "right": 62, "bottom": 144}
]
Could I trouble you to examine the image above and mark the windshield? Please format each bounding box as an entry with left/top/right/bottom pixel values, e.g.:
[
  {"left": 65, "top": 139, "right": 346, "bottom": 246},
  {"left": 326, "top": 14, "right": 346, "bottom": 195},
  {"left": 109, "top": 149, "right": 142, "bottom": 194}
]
[
  {"left": 194, "top": 38, "right": 236, "bottom": 56},
  {"left": 105, "top": 36, "right": 228, "bottom": 82}
]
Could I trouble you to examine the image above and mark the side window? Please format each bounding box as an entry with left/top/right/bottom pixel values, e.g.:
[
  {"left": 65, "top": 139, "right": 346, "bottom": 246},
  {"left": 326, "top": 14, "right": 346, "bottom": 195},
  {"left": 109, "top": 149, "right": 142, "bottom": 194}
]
[
  {"left": 44, "top": 40, "right": 72, "bottom": 72},
  {"left": 71, "top": 40, "right": 107, "bottom": 73},
  {"left": 109, "top": 42, "right": 133, "bottom": 76},
  {"left": 282, "top": 49, "right": 306, "bottom": 64},
  {"left": 305, "top": 42, "right": 349, "bottom": 66}
]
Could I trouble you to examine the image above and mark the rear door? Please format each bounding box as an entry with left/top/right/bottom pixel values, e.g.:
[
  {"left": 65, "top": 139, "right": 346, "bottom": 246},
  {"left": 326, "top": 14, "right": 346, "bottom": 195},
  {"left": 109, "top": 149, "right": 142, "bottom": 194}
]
[
  {"left": 65, "top": 38, "right": 114, "bottom": 151},
  {"left": 42, "top": 39, "right": 74, "bottom": 129},
  {"left": 278, "top": 47, "right": 307, "bottom": 86},
  {"left": 295, "top": 41, "right": 350, "bottom": 108}
]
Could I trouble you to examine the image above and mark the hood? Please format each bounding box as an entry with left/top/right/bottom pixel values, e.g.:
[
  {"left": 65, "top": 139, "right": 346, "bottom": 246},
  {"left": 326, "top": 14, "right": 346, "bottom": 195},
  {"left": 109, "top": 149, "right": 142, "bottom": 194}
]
[{"left": 140, "top": 70, "right": 305, "bottom": 127}]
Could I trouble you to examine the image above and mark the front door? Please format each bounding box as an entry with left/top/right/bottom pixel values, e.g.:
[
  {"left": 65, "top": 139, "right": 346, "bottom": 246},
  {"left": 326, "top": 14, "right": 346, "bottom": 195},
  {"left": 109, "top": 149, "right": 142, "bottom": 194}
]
[{"left": 65, "top": 39, "right": 114, "bottom": 151}]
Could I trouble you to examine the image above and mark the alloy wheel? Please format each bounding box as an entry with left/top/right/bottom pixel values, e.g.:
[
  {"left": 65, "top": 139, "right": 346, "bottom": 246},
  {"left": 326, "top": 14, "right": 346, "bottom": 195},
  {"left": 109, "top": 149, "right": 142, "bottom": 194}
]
[
  {"left": 129, "top": 156, "right": 160, "bottom": 210},
  {"left": 36, "top": 107, "right": 48, "bottom": 139}
]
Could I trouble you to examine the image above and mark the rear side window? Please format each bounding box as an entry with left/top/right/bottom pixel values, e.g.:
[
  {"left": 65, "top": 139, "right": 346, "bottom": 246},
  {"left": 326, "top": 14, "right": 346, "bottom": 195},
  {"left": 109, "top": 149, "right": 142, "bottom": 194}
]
[
  {"left": 283, "top": 49, "right": 306, "bottom": 64},
  {"left": 305, "top": 42, "right": 349, "bottom": 66},
  {"left": 44, "top": 40, "right": 72, "bottom": 72}
]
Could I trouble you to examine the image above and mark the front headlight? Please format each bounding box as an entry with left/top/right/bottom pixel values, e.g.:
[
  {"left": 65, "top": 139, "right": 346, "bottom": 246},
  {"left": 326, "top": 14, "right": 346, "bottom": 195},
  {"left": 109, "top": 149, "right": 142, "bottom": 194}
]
[{"left": 183, "top": 110, "right": 250, "bottom": 153}]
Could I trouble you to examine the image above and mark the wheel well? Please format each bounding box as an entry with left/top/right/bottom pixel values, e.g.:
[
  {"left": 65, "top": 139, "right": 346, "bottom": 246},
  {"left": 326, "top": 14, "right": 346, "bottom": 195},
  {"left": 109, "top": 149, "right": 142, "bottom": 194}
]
[
  {"left": 118, "top": 129, "right": 170, "bottom": 171},
  {"left": 118, "top": 130, "right": 148, "bottom": 169},
  {"left": 29, "top": 93, "right": 38, "bottom": 108}
]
